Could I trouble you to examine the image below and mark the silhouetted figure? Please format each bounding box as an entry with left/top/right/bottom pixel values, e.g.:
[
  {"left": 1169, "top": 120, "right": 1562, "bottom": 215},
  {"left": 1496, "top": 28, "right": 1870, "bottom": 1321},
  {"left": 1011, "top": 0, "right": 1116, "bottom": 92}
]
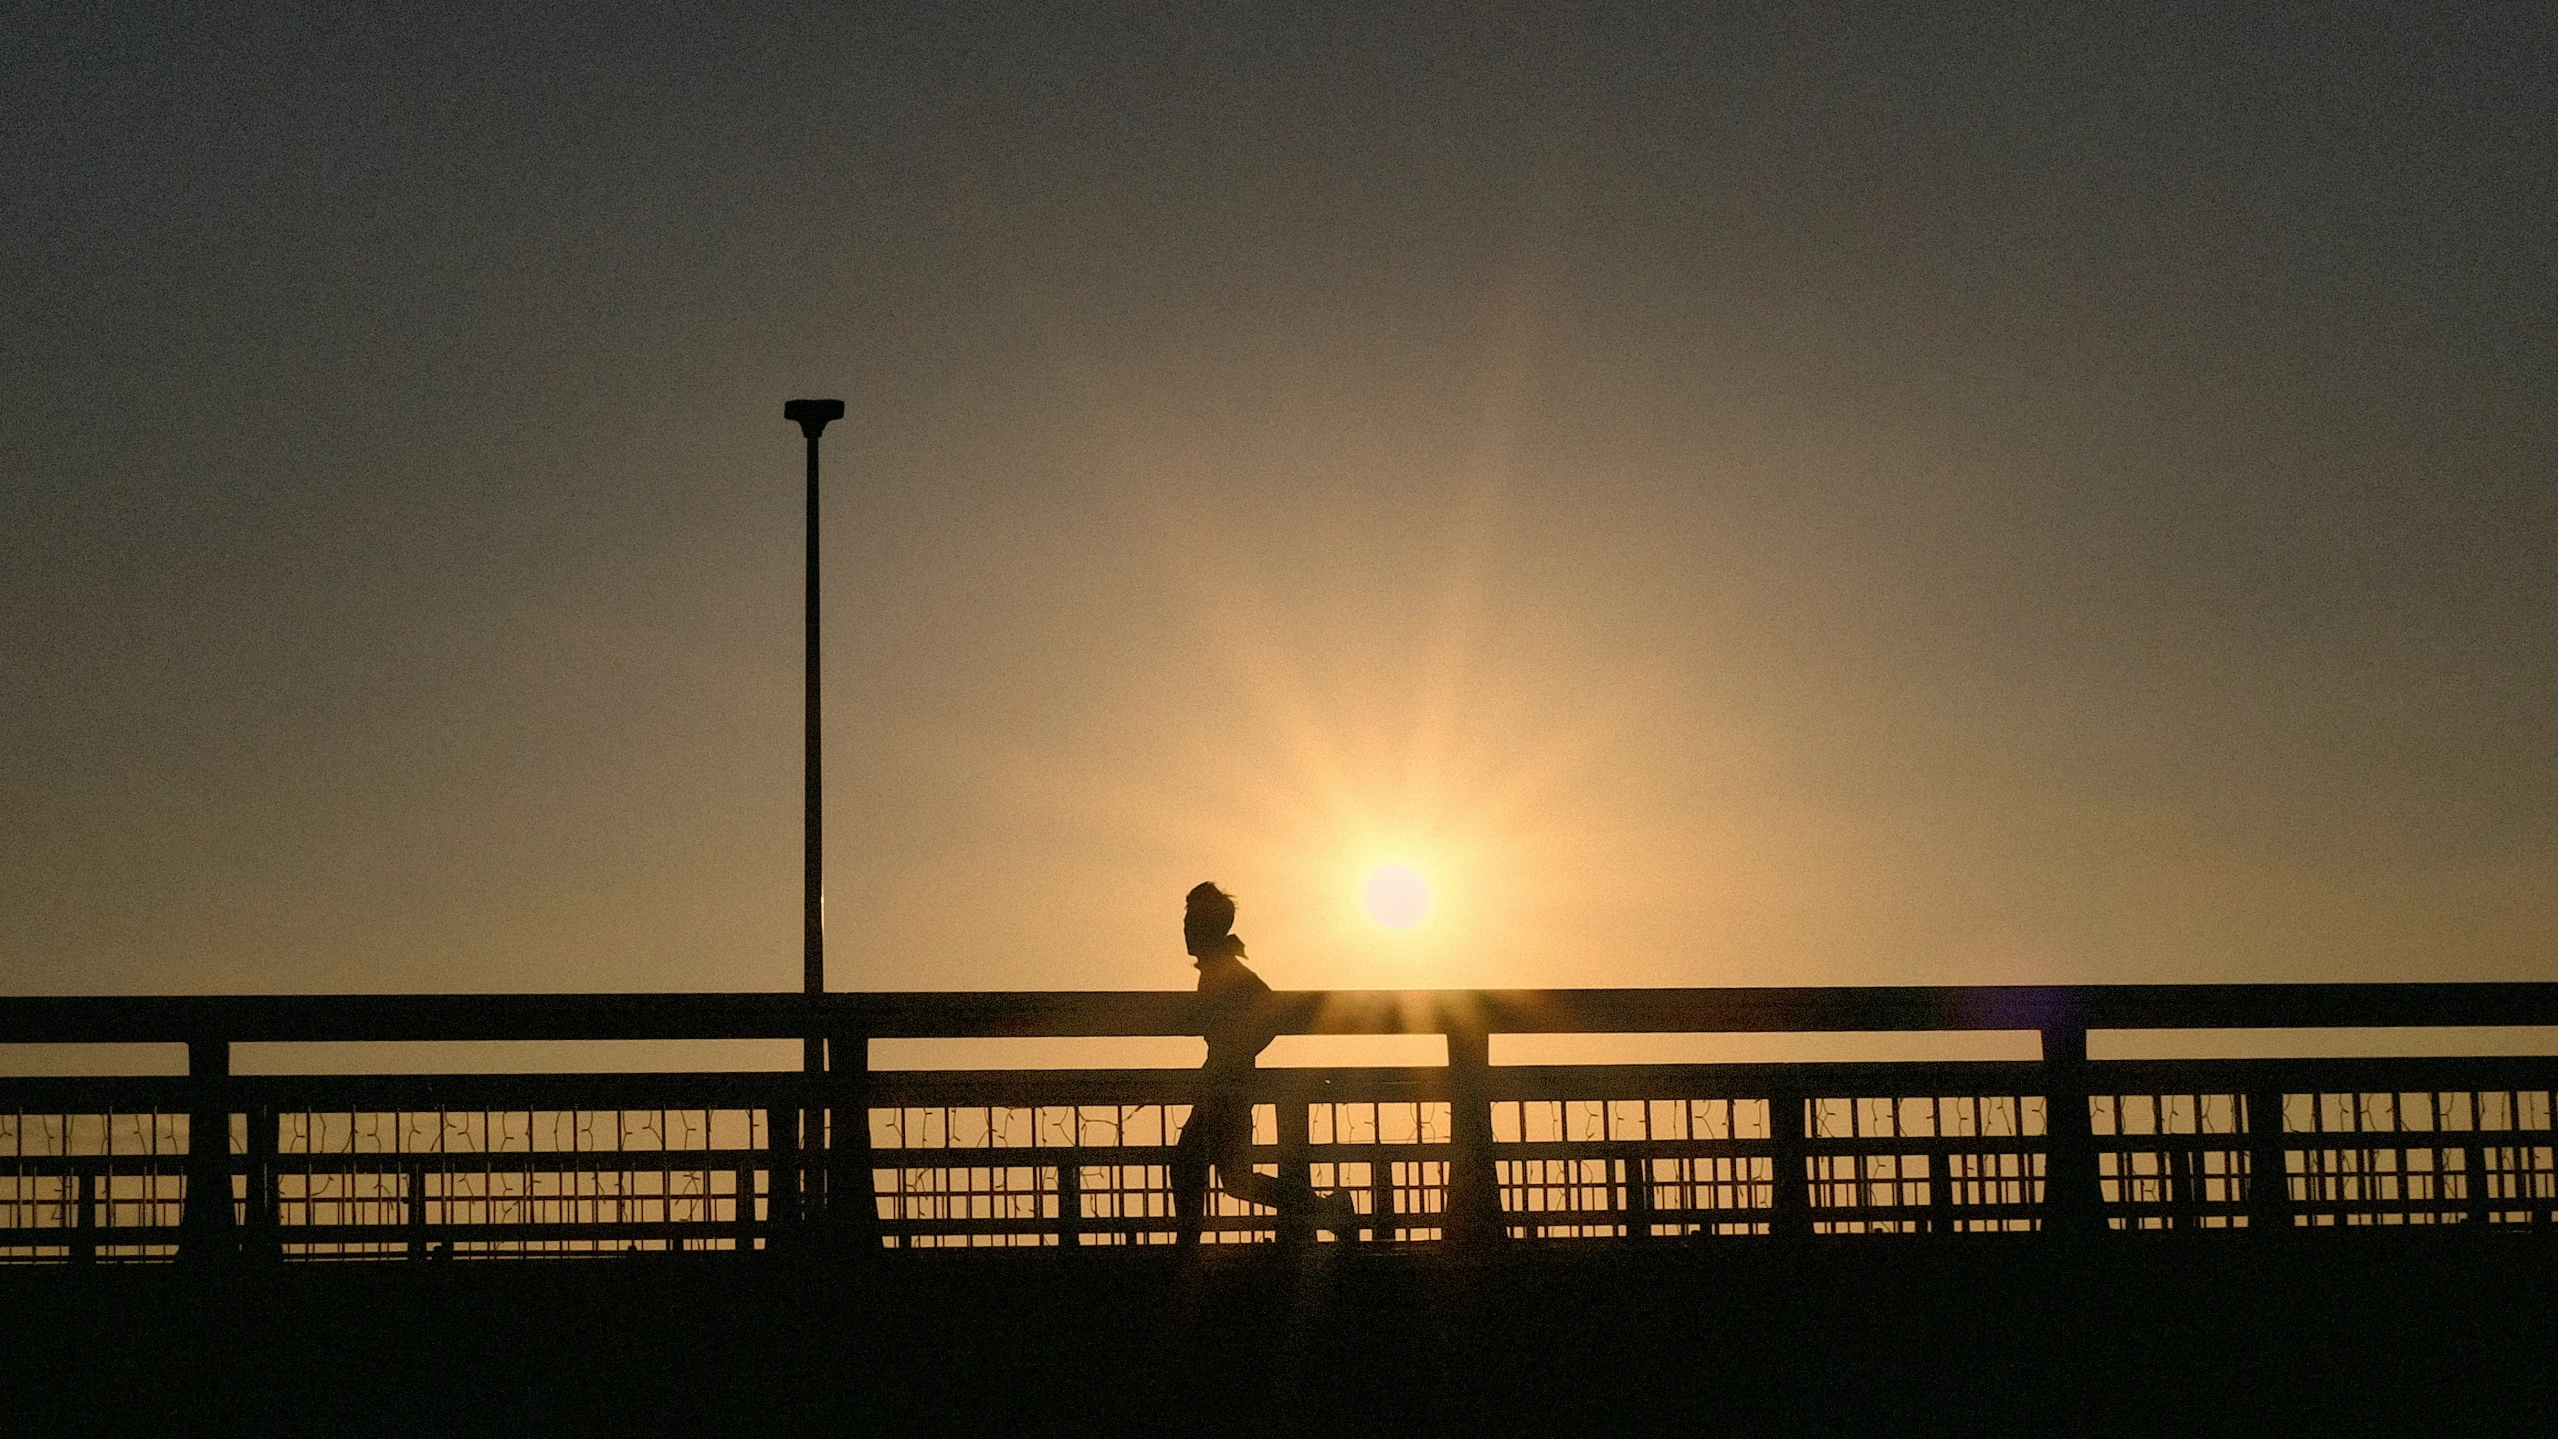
[{"left": 1172, "top": 882, "right": 1357, "bottom": 1243}]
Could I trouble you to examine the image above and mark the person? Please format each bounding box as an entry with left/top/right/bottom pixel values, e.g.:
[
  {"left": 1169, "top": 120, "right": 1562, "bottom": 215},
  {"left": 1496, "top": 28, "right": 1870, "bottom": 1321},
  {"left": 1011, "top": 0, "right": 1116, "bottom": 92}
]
[{"left": 1170, "top": 882, "right": 1357, "bottom": 1242}]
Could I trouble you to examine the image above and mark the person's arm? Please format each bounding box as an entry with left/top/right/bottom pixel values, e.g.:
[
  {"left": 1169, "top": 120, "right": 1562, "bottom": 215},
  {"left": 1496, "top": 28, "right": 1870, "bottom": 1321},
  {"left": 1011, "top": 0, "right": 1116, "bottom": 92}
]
[{"left": 1235, "top": 965, "right": 1282, "bottom": 1062}]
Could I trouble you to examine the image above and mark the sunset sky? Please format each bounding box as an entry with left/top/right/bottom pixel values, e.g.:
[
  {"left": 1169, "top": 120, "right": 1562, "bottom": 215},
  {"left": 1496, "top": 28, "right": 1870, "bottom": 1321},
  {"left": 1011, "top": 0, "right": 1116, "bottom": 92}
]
[{"left": 5, "top": 6, "right": 2551, "bottom": 1002}]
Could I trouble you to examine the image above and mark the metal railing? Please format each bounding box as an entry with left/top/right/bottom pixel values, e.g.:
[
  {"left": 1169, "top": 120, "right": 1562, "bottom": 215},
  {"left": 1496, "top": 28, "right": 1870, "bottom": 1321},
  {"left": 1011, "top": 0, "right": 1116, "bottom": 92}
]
[{"left": 2, "top": 986, "right": 2553, "bottom": 1260}]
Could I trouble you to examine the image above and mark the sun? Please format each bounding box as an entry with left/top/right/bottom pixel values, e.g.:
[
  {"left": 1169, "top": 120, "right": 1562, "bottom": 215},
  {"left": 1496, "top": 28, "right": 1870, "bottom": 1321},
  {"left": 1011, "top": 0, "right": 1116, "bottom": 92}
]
[{"left": 1361, "top": 863, "right": 1432, "bottom": 929}]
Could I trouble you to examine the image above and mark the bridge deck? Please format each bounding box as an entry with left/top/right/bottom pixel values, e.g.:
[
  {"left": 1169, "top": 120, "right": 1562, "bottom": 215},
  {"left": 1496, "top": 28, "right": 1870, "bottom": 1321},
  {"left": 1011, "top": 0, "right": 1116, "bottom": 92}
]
[{"left": 8, "top": 1237, "right": 2554, "bottom": 1429}]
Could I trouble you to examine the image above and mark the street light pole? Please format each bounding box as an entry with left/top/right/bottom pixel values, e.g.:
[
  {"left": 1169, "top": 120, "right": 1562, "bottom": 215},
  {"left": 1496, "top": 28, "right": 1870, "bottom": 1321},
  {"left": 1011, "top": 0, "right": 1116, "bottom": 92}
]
[{"left": 784, "top": 400, "right": 844, "bottom": 1076}]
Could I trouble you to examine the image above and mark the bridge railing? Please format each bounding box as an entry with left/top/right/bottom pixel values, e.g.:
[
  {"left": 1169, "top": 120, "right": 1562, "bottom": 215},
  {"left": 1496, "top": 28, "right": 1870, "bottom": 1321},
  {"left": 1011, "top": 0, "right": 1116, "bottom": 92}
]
[{"left": 2, "top": 986, "right": 2553, "bottom": 1260}]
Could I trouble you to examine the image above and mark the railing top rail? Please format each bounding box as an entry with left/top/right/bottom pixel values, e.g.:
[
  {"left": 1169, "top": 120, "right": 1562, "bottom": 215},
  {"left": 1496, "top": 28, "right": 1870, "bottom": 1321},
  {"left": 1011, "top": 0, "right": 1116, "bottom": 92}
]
[{"left": 2, "top": 983, "right": 2554, "bottom": 1045}]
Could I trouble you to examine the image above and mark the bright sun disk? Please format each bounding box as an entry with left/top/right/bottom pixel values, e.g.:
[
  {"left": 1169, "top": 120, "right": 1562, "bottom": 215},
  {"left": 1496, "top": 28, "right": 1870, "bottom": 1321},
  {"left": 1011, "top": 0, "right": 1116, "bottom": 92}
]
[{"left": 1362, "top": 864, "right": 1431, "bottom": 929}]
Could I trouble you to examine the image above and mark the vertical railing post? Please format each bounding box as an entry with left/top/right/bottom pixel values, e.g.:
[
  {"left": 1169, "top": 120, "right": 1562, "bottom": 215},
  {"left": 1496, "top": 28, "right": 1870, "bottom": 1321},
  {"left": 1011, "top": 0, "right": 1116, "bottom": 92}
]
[
  {"left": 1054, "top": 1148, "right": 1083, "bottom": 1249},
  {"left": 1370, "top": 1147, "right": 1395, "bottom": 1243},
  {"left": 1276, "top": 1073, "right": 1312, "bottom": 1247},
  {"left": 766, "top": 1086, "right": 800, "bottom": 1255},
  {"left": 2040, "top": 1027, "right": 2098, "bottom": 1237},
  {"left": 1443, "top": 1023, "right": 1500, "bottom": 1249},
  {"left": 2170, "top": 1127, "right": 2202, "bottom": 1233},
  {"left": 2465, "top": 1126, "right": 2492, "bottom": 1229},
  {"left": 1623, "top": 1120, "right": 1655, "bottom": 1243},
  {"left": 1771, "top": 1084, "right": 1811, "bottom": 1240},
  {"left": 246, "top": 1101, "right": 277, "bottom": 1263},
  {"left": 70, "top": 1167, "right": 95, "bottom": 1264},
  {"left": 808, "top": 1040, "right": 828, "bottom": 1238},
  {"left": 182, "top": 1037, "right": 233, "bottom": 1265},
  {"left": 2246, "top": 1082, "right": 2292, "bottom": 1235},
  {"left": 1930, "top": 1143, "right": 1957, "bottom": 1238},
  {"left": 790, "top": 1031, "right": 823, "bottom": 1244},
  {"left": 2481, "top": 1089, "right": 2524, "bottom": 1229},
  {"left": 826, "top": 1025, "right": 879, "bottom": 1255},
  {"left": 2469, "top": 1092, "right": 2501, "bottom": 1228},
  {"left": 407, "top": 1154, "right": 430, "bottom": 1259}
]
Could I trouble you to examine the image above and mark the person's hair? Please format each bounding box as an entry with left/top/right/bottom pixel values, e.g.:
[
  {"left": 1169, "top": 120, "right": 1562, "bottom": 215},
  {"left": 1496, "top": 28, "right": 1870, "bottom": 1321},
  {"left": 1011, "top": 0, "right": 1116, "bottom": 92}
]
[{"left": 1183, "top": 882, "right": 1236, "bottom": 956}]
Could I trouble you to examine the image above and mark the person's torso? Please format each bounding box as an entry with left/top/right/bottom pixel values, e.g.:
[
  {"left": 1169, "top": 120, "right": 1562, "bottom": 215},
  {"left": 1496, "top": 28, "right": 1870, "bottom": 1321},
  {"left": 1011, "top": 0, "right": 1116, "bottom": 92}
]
[{"left": 1196, "top": 954, "right": 1274, "bottom": 1080}]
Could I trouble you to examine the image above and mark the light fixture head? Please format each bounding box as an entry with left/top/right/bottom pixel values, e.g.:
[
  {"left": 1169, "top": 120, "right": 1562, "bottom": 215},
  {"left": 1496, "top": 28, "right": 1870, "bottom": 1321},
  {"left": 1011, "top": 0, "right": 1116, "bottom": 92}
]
[{"left": 784, "top": 398, "right": 846, "bottom": 439}]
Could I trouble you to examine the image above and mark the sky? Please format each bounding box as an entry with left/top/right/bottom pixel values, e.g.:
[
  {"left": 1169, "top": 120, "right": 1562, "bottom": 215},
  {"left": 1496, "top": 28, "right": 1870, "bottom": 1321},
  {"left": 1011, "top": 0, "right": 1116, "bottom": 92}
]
[{"left": 4, "top": 4, "right": 2552, "bottom": 1002}]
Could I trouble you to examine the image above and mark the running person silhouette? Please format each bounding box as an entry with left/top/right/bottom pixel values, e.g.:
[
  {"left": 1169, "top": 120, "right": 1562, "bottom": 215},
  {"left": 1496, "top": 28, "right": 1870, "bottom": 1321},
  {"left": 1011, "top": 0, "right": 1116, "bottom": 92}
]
[{"left": 1171, "top": 882, "right": 1357, "bottom": 1242}]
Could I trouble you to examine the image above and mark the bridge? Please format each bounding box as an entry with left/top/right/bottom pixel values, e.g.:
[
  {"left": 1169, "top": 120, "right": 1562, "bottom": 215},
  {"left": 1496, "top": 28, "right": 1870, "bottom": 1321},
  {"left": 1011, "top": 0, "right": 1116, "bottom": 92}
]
[
  {"left": 8, "top": 984, "right": 2556, "bottom": 1427},
  {"left": 5, "top": 983, "right": 2554, "bottom": 1256}
]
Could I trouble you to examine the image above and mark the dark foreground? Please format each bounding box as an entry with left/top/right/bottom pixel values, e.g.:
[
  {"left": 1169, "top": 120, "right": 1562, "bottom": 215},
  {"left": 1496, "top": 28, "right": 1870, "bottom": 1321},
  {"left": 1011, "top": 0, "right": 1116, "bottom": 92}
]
[{"left": 11, "top": 1236, "right": 2554, "bottom": 1434}]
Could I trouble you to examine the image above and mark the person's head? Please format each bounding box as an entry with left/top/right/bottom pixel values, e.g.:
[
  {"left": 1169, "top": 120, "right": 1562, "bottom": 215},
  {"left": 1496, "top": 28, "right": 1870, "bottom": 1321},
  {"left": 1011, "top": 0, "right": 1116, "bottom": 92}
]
[{"left": 1183, "top": 882, "right": 1236, "bottom": 958}]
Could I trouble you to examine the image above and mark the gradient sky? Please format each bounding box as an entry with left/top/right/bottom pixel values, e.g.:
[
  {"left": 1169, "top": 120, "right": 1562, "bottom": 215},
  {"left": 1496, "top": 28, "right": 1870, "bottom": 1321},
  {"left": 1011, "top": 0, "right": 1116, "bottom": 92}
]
[{"left": 5, "top": 5, "right": 2552, "bottom": 1001}]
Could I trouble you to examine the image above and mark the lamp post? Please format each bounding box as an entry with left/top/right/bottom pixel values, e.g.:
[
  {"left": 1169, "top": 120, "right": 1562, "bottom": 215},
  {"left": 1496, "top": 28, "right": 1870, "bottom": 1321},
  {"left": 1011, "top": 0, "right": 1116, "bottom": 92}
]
[{"left": 784, "top": 399, "right": 844, "bottom": 1075}]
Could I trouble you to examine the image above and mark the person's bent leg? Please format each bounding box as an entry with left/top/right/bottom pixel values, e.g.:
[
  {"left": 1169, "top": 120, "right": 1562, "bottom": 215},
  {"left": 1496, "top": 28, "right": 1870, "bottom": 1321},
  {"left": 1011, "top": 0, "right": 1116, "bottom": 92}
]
[
  {"left": 1171, "top": 1109, "right": 1212, "bottom": 1245},
  {"left": 1214, "top": 1147, "right": 1360, "bottom": 1239},
  {"left": 1219, "top": 1161, "right": 1285, "bottom": 1213}
]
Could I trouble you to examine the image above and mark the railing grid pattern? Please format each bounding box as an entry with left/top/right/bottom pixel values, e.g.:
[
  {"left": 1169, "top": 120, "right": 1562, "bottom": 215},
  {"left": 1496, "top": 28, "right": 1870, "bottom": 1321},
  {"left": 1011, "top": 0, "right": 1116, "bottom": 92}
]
[
  {"left": 1, "top": 1108, "right": 188, "bottom": 1261},
  {"left": 2284, "top": 1087, "right": 2554, "bottom": 1227}
]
